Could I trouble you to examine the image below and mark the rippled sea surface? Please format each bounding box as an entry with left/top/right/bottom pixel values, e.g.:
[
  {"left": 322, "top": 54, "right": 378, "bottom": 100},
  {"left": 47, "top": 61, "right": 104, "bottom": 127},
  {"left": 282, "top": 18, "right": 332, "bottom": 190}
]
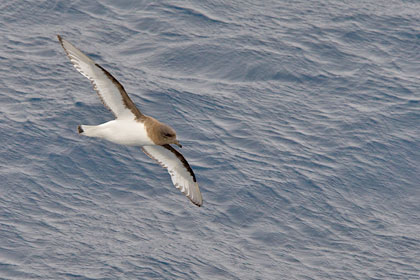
[{"left": 1, "top": 1, "right": 419, "bottom": 279}]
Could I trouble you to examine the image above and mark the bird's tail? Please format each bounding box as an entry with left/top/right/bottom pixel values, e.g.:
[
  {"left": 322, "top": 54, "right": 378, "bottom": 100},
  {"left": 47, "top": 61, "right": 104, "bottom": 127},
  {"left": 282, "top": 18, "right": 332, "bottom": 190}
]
[{"left": 77, "top": 125, "right": 97, "bottom": 137}]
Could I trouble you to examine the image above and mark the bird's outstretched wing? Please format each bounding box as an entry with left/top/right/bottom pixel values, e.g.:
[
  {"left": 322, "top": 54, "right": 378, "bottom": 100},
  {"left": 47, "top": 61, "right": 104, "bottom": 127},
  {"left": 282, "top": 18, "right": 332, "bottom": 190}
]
[
  {"left": 142, "top": 145, "right": 203, "bottom": 207},
  {"left": 58, "top": 35, "right": 144, "bottom": 121}
]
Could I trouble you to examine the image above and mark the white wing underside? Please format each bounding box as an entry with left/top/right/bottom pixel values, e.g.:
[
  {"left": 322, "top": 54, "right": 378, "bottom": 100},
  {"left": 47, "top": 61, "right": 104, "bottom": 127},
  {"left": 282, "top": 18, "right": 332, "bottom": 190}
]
[
  {"left": 142, "top": 145, "right": 203, "bottom": 207},
  {"left": 58, "top": 36, "right": 140, "bottom": 120}
]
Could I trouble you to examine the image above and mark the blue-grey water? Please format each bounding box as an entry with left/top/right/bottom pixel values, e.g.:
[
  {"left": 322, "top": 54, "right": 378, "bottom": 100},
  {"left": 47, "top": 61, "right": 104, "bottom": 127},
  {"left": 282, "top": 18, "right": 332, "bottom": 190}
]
[{"left": 1, "top": 1, "right": 419, "bottom": 279}]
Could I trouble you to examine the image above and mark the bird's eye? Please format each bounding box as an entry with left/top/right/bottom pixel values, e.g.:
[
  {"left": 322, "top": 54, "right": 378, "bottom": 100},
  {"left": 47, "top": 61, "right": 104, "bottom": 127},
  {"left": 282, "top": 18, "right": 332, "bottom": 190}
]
[{"left": 165, "top": 133, "right": 173, "bottom": 138}]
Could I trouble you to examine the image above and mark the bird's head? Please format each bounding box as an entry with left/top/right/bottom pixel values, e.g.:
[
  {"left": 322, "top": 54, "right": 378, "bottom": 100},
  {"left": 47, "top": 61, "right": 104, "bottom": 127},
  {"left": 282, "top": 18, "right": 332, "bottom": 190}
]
[
  {"left": 145, "top": 117, "right": 182, "bottom": 147},
  {"left": 158, "top": 124, "right": 182, "bottom": 147}
]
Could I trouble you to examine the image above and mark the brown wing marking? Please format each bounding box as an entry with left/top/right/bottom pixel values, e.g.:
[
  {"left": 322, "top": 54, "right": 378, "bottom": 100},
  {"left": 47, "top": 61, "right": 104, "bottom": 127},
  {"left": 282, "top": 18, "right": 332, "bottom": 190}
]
[{"left": 95, "top": 63, "right": 146, "bottom": 121}]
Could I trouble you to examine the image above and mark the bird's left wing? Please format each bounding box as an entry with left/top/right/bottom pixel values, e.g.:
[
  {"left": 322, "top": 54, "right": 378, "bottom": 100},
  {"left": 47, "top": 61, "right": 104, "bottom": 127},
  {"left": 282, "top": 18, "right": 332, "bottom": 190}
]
[
  {"left": 142, "top": 145, "right": 203, "bottom": 207},
  {"left": 58, "top": 35, "right": 144, "bottom": 120}
]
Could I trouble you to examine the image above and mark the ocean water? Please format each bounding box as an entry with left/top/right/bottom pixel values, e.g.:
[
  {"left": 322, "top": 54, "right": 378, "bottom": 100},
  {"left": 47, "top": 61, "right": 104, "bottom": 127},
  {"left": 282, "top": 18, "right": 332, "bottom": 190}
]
[{"left": 1, "top": 0, "right": 419, "bottom": 279}]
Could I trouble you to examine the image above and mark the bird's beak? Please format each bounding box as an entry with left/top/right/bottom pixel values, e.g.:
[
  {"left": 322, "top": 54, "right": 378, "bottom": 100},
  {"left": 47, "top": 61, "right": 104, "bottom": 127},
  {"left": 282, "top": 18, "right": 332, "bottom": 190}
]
[{"left": 175, "top": 140, "right": 182, "bottom": 148}]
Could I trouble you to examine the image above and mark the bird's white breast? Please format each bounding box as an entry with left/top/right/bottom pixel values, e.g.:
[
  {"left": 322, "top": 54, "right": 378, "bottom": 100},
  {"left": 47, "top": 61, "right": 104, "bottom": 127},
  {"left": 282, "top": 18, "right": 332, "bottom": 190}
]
[{"left": 93, "top": 119, "right": 153, "bottom": 146}]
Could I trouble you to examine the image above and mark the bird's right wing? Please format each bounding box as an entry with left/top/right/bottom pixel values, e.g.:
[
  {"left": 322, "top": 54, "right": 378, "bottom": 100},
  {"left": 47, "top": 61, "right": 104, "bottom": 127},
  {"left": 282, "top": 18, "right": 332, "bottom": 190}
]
[{"left": 142, "top": 145, "right": 203, "bottom": 207}]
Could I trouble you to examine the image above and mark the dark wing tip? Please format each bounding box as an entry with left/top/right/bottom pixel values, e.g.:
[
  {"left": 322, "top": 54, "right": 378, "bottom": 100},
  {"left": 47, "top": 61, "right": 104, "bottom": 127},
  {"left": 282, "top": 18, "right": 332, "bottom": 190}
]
[
  {"left": 57, "top": 35, "right": 66, "bottom": 51},
  {"left": 188, "top": 196, "right": 202, "bottom": 207},
  {"left": 57, "top": 35, "right": 63, "bottom": 44}
]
